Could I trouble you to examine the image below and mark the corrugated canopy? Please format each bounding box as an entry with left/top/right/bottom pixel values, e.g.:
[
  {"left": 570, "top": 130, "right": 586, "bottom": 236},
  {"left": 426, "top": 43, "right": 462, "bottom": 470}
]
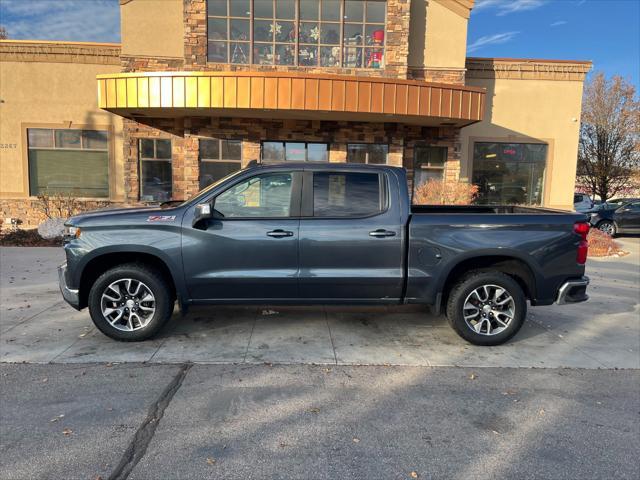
[{"left": 97, "top": 71, "right": 485, "bottom": 127}]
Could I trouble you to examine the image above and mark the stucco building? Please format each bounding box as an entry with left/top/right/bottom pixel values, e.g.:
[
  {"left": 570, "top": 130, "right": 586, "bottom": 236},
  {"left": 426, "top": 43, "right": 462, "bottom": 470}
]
[{"left": 0, "top": 0, "right": 591, "bottom": 227}]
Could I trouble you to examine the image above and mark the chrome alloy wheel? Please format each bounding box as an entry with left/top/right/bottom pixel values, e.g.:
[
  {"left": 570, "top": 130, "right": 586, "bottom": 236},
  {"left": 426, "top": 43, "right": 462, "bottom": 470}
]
[
  {"left": 462, "top": 284, "right": 515, "bottom": 336},
  {"left": 598, "top": 222, "right": 615, "bottom": 236},
  {"left": 100, "top": 278, "right": 156, "bottom": 332}
]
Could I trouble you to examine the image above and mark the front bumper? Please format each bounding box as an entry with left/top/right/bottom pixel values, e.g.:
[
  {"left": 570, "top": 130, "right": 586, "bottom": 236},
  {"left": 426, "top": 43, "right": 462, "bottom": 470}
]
[
  {"left": 556, "top": 276, "right": 589, "bottom": 305},
  {"left": 58, "top": 263, "right": 80, "bottom": 310}
]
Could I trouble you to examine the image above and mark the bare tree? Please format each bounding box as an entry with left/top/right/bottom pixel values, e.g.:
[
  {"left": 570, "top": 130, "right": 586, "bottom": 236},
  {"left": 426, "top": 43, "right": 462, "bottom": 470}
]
[
  {"left": 578, "top": 73, "right": 640, "bottom": 201},
  {"left": 0, "top": 26, "right": 8, "bottom": 40}
]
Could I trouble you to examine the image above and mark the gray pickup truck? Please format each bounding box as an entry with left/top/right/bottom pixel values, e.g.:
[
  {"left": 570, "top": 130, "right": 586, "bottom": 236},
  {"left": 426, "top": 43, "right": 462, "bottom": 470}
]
[{"left": 59, "top": 163, "right": 590, "bottom": 346}]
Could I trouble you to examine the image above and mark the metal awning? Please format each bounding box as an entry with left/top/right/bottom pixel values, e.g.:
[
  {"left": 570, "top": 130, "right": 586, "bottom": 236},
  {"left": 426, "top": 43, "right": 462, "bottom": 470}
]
[{"left": 97, "top": 71, "right": 485, "bottom": 127}]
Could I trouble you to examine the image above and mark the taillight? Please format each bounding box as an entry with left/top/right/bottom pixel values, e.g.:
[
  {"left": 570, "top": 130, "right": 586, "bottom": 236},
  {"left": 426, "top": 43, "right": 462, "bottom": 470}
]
[{"left": 574, "top": 222, "right": 590, "bottom": 264}]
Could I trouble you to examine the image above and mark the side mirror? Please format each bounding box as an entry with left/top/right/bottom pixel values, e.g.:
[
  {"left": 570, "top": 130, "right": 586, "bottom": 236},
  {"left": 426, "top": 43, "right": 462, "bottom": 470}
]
[{"left": 192, "top": 202, "right": 213, "bottom": 228}]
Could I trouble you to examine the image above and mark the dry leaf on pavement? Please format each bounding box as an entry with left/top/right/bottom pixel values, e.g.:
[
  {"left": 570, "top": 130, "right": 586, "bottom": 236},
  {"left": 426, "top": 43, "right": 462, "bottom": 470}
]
[
  {"left": 206, "top": 457, "right": 216, "bottom": 465},
  {"left": 62, "top": 428, "right": 73, "bottom": 436},
  {"left": 410, "top": 472, "right": 419, "bottom": 478}
]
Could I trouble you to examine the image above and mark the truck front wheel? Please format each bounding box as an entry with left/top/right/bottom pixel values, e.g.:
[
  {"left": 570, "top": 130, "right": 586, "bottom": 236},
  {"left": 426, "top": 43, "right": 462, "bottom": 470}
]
[
  {"left": 445, "top": 270, "right": 527, "bottom": 346},
  {"left": 88, "top": 263, "right": 174, "bottom": 341}
]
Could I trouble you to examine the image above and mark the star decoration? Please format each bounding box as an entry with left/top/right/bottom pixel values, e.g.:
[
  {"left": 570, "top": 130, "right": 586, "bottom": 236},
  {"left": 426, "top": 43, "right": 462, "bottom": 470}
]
[
  {"left": 310, "top": 26, "right": 320, "bottom": 41},
  {"left": 270, "top": 22, "right": 282, "bottom": 36}
]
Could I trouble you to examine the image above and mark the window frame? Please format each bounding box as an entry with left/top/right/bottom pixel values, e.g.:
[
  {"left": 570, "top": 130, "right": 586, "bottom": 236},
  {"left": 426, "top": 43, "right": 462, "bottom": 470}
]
[
  {"left": 346, "top": 142, "right": 389, "bottom": 165},
  {"left": 139, "top": 138, "right": 173, "bottom": 202},
  {"left": 211, "top": 170, "right": 303, "bottom": 219},
  {"left": 206, "top": 0, "right": 387, "bottom": 68},
  {"left": 260, "top": 141, "right": 330, "bottom": 162},
  {"left": 470, "top": 140, "right": 548, "bottom": 206},
  {"left": 411, "top": 145, "right": 448, "bottom": 201},
  {"left": 300, "top": 169, "right": 389, "bottom": 219},
  {"left": 199, "top": 138, "right": 243, "bottom": 188},
  {"left": 26, "top": 126, "right": 111, "bottom": 199}
]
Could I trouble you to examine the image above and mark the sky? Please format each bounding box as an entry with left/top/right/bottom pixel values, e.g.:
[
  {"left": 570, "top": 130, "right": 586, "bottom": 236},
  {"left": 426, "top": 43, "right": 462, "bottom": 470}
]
[
  {"left": 0, "top": 0, "right": 638, "bottom": 88},
  {"left": 468, "top": 0, "right": 640, "bottom": 88}
]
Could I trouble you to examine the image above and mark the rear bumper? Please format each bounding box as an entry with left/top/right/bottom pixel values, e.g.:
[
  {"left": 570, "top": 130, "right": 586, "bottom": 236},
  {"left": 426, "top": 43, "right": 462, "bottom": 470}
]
[
  {"left": 58, "top": 263, "right": 80, "bottom": 310},
  {"left": 556, "top": 276, "right": 589, "bottom": 305}
]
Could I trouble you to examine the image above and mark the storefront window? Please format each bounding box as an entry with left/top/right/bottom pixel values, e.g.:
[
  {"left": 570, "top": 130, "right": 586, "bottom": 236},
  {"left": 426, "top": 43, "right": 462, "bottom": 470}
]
[
  {"left": 27, "top": 128, "right": 109, "bottom": 198},
  {"left": 199, "top": 139, "right": 242, "bottom": 189},
  {"left": 472, "top": 142, "right": 547, "bottom": 205},
  {"left": 262, "top": 141, "right": 329, "bottom": 162},
  {"left": 139, "top": 139, "right": 172, "bottom": 202},
  {"left": 347, "top": 143, "right": 388, "bottom": 164},
  {"left": 207, "top": 0, "right": 386, "bottom": 68},
  {"left": 412, "top": 146, "right": 446, "bottom": 197}
]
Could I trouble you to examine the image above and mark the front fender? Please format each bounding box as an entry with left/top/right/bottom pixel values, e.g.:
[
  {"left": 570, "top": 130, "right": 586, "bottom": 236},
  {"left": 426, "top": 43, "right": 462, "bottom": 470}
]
[{"left": 66, "top": 242, "right": 188, "bottom": 302}]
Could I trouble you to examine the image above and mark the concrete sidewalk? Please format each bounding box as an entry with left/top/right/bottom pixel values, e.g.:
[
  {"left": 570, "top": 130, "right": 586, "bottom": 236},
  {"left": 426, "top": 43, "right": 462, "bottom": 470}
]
[
  {"left": 1, "top": 238, "right": 639, "bottom": 368},
  {"left": 1, "top": 363, "right": 638, "bottom": 480}
]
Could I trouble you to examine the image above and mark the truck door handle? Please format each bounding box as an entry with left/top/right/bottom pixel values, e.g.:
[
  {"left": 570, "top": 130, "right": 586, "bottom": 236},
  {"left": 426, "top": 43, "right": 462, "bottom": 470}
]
[
  {"left": 369, "top": 229, "right": 396, "bottom": 238},
  {"left": 267, "top": 229, "right": 294, "bottom": 238}
]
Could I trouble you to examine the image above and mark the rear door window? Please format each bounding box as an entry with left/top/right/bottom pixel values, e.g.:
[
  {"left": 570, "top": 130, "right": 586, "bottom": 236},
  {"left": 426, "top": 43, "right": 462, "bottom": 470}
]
[{"left": 312, "top": 171, "right": 383, "bottom": 217}]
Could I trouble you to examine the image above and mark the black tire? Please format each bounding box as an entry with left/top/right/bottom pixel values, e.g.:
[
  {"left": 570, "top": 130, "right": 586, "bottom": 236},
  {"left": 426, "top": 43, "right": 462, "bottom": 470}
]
[
  {"left": 88, "top": 263, "right": 174, "bottom": 341},
  {"left": 597, "top": 220, "right": 617, "bottom": 237},
  {"left": 445, "top": 270, "right": 527, "bottom": 346}
]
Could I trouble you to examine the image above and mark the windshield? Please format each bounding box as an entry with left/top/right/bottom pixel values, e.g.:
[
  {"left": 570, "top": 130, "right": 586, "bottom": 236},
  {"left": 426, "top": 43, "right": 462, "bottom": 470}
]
[{"left": 179, "top": 168, "right": 247, "bottom": 206}]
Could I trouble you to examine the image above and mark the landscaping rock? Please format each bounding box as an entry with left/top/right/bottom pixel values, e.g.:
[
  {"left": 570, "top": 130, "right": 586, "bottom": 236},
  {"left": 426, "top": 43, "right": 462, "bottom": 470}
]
[{"left": 37, "top": 218, "right": 66, "bottom": 239}]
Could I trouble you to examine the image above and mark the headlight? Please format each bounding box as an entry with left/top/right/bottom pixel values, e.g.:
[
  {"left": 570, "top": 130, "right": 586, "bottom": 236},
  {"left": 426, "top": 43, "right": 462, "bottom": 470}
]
[{"left": 63, "top": 225, "right": 81, "bottom": 239}]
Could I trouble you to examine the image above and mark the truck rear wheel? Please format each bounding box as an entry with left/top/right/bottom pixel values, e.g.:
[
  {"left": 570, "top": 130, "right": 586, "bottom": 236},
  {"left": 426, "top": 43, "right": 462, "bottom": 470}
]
[
  {"left": 445, "top": 270, "right": 527, "bottom": 346},
  {"left": 88, "top": 263, "right": 174, "bottom": 341}
]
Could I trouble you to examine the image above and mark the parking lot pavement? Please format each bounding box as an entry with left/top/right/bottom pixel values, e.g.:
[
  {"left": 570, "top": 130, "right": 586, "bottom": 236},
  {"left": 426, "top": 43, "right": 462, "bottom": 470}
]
[
  {"left": 1, "top": 239, "right": 639, "bottom": 368},
  {"left": 1, "top": 363, "right": 638, "bottom": 480}
]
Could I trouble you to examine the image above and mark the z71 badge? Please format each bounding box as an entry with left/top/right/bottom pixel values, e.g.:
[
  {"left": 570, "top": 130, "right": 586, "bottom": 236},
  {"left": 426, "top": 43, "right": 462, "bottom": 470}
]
[{"left": 147, "top": 215, "right": 176, "bottom": 222}]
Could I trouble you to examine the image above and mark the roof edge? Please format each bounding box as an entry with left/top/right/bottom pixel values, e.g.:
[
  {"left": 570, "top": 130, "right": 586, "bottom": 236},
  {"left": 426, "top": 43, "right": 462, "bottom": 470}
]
[
  {"left": 467, "top": 57, "right": 592, "bottom": 66},
  {"left": 0, "top": 39, "right": 121, "bottom": 47}
]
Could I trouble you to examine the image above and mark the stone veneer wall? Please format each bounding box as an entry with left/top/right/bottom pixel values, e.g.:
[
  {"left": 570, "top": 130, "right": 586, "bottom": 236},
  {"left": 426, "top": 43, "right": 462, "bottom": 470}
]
[
  {"left": 122, "top": 117, "right": 461, "bottom": 202},
  {"left": 408, "top": 67, "right": 466, "bottom": 84},
  {"left": 183, "top": 0, "right": 410, "bottom": 78}
]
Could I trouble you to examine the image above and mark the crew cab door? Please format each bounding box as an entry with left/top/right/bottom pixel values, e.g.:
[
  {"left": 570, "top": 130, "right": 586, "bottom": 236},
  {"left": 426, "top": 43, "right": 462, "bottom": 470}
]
[
  {"left": 182, "top": 170, "right": 302, "bottom": 300},
  {"left": 617, "top": 201, "right": 640, "bottom": 232},
  {"left": 298, "top": 169, "right": 405, "bottom": 301}
]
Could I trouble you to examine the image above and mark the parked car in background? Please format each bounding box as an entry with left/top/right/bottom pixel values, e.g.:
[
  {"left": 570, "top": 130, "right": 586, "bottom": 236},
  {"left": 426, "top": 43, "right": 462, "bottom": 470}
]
[
  {"left": 58, "top": 163, "right": 590, "bottom": 347},
  {"left": 590, "top": 199, "right": 640, "bottom": 236},
  {"left": 574, "top": 193, "right": 594, "bottom": 212},
  {"left": 603, "top": 198, "right": 640, "bottom": 209}
]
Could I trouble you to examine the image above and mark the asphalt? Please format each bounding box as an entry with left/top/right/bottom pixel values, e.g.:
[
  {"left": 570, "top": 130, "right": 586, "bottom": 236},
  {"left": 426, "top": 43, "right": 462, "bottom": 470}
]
[
  {"left": 0, "top": 363, "right": 638, "bottom": 480},
  {"left": 1, "top": 237, "right": 639, "bottom": 368}
]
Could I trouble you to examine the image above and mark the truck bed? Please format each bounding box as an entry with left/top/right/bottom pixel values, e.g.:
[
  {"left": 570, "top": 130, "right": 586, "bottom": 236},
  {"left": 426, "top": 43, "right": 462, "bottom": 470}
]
[{"left": 406, "top": 204, "right": 587, "bottom": 307}]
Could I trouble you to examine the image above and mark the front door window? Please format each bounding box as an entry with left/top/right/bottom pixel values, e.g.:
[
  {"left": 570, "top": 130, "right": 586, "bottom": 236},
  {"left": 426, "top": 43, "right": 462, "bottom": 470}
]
[
  {"left": 472, "top": 142, "right": 547, "bottom": 205},
  {"left": 215, "top": 172, "right": 293, "bottom": 217}
]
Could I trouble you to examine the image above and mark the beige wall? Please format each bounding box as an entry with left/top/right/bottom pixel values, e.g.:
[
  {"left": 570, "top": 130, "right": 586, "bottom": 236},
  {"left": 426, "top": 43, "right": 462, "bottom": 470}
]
[
  {"left": 460, "top": 76, "right": 586, "bottom": 210},
  {"left": 408, "top": 0, "right": 469, "bottom": 70},
  {"left": 121, "top": 0, "right": 184, "bottom": 59},
  {"left": 0, "top": 60, "right": 124, "bottom": 200}
]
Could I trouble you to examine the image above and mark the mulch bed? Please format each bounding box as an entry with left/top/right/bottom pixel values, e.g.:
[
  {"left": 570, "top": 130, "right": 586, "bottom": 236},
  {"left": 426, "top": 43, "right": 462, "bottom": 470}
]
[
  {"left": 588, "top": 228, "right": 628, "bottom": 257},
  {"left": 0, "top": 229, "right": 61, "bottom": 247}
]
